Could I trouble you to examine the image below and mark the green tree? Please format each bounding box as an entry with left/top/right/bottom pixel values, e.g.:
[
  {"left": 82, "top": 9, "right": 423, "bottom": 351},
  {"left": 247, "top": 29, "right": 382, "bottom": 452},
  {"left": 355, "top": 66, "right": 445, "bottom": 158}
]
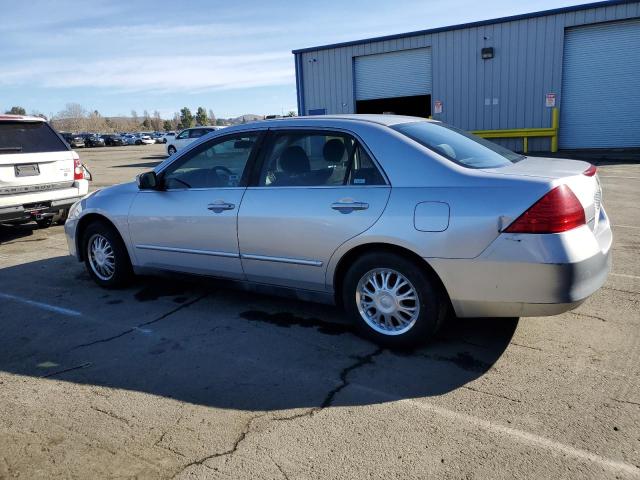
[
  {"left": 195, "top": 107, "right": 208, "bottom": 126},
  {"left": 163, "top": 120, "right": 172, "bottom": 131},
  {"left": 142, "top": 118, "right": 151, "bottom": 129},
  {"left": 5, "top": 106, "right": 26, "bottom": 115},
  {"left": 179, "top": 107, "right": 194, "bottom": 129}
]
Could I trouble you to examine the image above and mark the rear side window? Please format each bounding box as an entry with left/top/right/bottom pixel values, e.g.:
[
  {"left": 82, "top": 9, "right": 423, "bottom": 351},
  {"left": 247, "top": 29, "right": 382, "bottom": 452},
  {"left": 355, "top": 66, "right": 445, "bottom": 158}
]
[
  {"left": 392, "top": 121, "right": 524, "bottom": 168},
  {"left": 0, "top": 121, "right": 68, "bottom": 154},
  {"left": 258, "top": 131, "right": 386, "bottom": 187}
]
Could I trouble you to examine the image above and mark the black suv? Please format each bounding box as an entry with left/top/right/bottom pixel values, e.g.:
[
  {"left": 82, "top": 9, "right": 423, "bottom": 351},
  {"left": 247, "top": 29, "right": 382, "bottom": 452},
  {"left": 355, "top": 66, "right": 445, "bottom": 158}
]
[{"left": 102, "top": 134, "right": 126, "bottom": 146}]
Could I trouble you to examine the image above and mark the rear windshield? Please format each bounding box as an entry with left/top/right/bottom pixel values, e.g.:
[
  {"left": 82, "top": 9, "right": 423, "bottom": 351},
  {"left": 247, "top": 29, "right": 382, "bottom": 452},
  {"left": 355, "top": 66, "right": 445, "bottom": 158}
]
[
  {"left": 0, "top": 121, "right": 69, "bottom": 154},
  {"left": 391, "top": 121, "right": 524, "bottom": 168}
]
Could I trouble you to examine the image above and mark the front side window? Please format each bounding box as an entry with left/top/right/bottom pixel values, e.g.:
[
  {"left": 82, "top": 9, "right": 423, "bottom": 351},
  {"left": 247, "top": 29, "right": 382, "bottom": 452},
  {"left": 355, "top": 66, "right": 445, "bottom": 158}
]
[
  {"left": 189, "top": 129, "right": 207, "bottom": 139},
  {"left": 392, "top": 121, "right": 524, "bottom": 168},
  {"left": 0, "top": 121, "right": 68, "bottom": 154},
  {"left": 162, "top": 133, "right": 259, "bottom": 189},
  {"left": 176, "top": 130, "right": 189, "bottom": 140},
  {"left": 258, "top": 131, "right": 385, "bottom": 187}
]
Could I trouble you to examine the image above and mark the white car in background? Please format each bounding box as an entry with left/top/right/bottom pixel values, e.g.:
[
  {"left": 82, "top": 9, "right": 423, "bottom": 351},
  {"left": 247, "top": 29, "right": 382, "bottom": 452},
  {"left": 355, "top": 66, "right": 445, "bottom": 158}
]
[
  {"left": 0, "top": 114, "right": 89, "bottom": 227},
  {"left": 166, "top": 127, "right": 218, "bottom": 156},
  {"left": 136, "top": 135, "right": 155, "bottom": 145}
]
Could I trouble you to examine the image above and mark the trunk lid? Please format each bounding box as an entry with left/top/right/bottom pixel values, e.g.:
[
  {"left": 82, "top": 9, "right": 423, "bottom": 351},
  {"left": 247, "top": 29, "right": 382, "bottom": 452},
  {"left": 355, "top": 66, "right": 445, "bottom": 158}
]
[
  {"left": 0, "top": 151, "right": 76, "bottom": 195},
  {"left": 0, "top": 119, "right": 76, "bottom": 195},
  {"left": 483, "top": 156, "right": 602, "bottom": 231}
]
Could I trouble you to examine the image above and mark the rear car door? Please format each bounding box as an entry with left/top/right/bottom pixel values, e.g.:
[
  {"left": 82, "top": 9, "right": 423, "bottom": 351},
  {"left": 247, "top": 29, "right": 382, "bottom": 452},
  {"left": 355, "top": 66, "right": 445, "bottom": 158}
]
[
  {"left": 128, "top": 131, "right": 264, "bottom": 278},
  {"left": 238, "top": 129, "right": 390, "bottom": 291}
]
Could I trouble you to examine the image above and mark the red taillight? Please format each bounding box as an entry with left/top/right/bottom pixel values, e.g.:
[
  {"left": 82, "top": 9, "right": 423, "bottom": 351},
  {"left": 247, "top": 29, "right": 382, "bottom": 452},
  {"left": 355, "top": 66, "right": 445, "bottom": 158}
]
[
  {"left": 504, "top": 185, "right": 586, "bottom": 234},
  {"left": 73, "top": 157, "right": 84, "bottom": 180},
  {"left": 583, "top": 164, "right": 597, "bottom": 177}
]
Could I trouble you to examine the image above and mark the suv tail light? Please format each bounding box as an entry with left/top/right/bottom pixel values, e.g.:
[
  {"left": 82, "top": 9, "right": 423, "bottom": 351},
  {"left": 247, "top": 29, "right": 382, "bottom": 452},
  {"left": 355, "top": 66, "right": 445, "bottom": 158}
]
[
  {"left": 504, "top": 185, "right": 586, "bottom": 234},
  {"left": 73, "top": 156, "right": 84, "bottom": 180},
  {"left": 583, "top": 164, "right": 597, "bottom": 177}
]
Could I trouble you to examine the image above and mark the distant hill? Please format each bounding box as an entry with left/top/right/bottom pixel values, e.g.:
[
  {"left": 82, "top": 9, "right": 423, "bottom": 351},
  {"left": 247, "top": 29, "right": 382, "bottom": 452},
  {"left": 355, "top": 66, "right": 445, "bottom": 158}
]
[{"left": 229, "top": 114, "right": 264, "bottom": 124}]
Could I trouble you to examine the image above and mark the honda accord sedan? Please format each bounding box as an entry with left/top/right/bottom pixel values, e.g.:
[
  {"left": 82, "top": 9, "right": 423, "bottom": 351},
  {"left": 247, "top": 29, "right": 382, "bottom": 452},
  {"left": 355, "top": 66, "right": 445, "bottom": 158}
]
[{"left": 64, "top": 115, "right": 611, "bottom": 348}]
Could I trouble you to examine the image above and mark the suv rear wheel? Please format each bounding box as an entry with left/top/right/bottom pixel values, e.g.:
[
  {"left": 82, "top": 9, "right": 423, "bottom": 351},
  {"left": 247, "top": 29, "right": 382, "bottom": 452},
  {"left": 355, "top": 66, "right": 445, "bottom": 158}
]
[
  {"left": 82, "top": 221, "right": 132, "bottom": 288},
  {"left": 342, "top": 252, "right": 446, "bottom": 349}
]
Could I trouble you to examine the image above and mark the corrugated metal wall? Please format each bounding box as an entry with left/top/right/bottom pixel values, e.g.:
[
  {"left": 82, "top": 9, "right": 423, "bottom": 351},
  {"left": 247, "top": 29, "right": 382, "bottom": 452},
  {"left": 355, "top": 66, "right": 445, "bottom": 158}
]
[{"left": 295, "top": 1, "right": 640, "bottom": 151}]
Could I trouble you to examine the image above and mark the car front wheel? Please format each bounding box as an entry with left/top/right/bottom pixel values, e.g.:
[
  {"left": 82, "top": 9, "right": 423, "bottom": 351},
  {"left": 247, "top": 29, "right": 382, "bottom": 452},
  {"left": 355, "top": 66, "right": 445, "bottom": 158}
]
[
  {"left": 82, "top": 221, "right": 132, "bottom": 288},
  {"left": 342, "top": 252, "right": 446, "bottom": 349}
]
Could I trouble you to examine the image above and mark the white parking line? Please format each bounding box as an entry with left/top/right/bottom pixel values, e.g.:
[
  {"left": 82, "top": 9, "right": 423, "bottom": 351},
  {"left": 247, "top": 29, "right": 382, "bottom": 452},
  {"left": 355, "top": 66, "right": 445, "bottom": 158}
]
[
  {"left": 352, "top": 383, "right": 640, "bottom": 477},
  {"left": 0, "top": 292, "right": 81, "bottom": 317},
  {"left": 612, "top": 224, "right": 640, "bottom": 230},
  {"left": 610, "top": 273, "right": 640, "bottom": 280},
  {"left": 599, "top": 175, "right": 640, "bottom": 180}
]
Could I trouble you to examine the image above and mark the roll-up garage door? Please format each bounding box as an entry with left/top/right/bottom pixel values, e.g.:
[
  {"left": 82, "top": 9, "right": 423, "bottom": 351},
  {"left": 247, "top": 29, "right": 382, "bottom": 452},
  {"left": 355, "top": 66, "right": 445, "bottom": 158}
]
[
  {"left": 560, "top": 19, "right": 640, "bottom": 149},
  {"left": 355, "top": 48, "right": 432, "bottom": 100}
]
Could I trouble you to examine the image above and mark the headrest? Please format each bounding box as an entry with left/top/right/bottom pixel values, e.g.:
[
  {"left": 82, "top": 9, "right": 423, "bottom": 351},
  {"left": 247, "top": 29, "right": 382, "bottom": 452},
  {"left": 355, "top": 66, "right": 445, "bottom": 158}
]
[
  {"left": 280, "top": 146, "right": 310, "bottom": 174},
  {"left": 323, "top": 138, "right": 346, "bottom": 164}
]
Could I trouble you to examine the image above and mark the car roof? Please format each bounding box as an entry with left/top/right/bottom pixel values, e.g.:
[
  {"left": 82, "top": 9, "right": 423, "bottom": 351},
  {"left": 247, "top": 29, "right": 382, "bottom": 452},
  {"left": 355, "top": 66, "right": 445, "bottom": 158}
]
[
  {"left": 0, "top": 114, "right": 46, "bottom": 122},
  {"left": 233, "top": 114, "right": 436, "bottom": 130}
]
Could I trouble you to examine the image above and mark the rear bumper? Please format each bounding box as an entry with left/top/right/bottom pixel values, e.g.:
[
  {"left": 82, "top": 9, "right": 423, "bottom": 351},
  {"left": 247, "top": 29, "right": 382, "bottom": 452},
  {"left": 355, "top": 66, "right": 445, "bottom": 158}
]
[
  {"left": 430, "top": 208, "right": 612, "bottom": 318},
  {"left": 0, "top": 181, "right": 89, "bottom": 223},
  {"left": 0, "top": 195, "right": 85, "bottom": 223}
]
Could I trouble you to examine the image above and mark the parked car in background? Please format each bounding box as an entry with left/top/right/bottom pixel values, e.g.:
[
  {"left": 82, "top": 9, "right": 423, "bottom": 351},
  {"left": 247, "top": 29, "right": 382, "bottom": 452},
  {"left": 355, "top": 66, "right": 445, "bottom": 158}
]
[
  {"left": 166, "top": 127, "right": 218, "bottom": 155},
  {"left": 160, "top": 132, "right": 175, "bottom": 144},
  {"left": 102, "top": 134, "right": 126, "bottom": 146},
  {"left": 83, "top": 134, "right": 106, "bottom": 147},
  {"left": 1, "top": 114, "right": 89, "bottom": 228},
  {"left": 65, "top": 115, "right": 610, "bottom": 348},
  {"left": 136, "top": 134, "right": 155, "bottom": 145},
  {"left": 122, "top": 135, "right": 137, "bottom": 145},
  {"left": 60, "top": 132, "right": 86, "bottom": 148}
]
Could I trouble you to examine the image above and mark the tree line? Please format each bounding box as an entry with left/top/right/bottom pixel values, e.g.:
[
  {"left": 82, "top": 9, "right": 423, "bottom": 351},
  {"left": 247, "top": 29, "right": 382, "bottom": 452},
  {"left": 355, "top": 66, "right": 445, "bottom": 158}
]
[{"left": 4, "top": 104, "right": 228, "bottom": 133}]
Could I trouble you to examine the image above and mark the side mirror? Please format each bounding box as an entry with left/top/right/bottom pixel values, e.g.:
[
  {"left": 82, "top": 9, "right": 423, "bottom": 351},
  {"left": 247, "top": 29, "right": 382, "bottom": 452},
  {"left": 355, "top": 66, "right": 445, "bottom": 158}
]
[{"left": 136, "top": 171, "right": 159, "bottom": 190}]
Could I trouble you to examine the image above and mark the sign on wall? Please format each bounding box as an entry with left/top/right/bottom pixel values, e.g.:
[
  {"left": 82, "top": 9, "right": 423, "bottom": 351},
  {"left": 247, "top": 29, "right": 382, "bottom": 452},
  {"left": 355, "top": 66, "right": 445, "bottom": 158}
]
[
  {"left": 434, "top": 100, "right": 443, "bottom": 114},
  {"left": 545, "top": 93, "right": 556, "bottom": 107}
]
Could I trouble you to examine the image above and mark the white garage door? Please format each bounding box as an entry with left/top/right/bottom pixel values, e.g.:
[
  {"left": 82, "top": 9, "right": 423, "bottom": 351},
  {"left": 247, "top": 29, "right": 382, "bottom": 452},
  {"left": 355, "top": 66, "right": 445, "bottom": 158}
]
[
  {"left": 560, "top": 19, "right": 640, "bottom": 148},
  {"left": 354, "top": 48, "right": 432, "bottom": 101}
]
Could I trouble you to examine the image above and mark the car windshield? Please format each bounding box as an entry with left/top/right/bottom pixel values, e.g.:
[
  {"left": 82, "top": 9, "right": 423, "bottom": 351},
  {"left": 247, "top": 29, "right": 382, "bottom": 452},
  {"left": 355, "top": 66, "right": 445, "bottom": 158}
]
[{"left": 391, "top": 121, "right": 524, "bottom": 168}]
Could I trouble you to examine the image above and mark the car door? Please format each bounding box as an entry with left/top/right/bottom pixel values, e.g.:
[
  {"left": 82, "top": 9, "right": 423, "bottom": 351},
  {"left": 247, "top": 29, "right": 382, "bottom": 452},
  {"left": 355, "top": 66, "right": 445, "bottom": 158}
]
[
  {"left": 128, "top": 131, "right": 264, "bottom": 278},
  {"left": 173, "top": 129, "right": 190, "bottom": 150},
  {"left": 238, "top": 129, "right": 390, "bottom": 291}
]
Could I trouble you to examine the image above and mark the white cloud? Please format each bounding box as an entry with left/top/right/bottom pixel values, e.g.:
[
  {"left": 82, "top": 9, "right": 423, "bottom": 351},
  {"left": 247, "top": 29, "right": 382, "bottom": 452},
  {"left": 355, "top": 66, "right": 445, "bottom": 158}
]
[{"left": 0, "top": 53, "right": 295, "bottom": 92}]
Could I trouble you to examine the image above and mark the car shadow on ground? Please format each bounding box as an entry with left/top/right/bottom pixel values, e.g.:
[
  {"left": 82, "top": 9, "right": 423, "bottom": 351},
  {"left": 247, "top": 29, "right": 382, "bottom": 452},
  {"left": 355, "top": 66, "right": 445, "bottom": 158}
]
[
  {"left": 0, "top": 256, "right": 519, "bottom": 411},
  {"left": 0, "top": 223, "right": 39, "bottom": 244}
]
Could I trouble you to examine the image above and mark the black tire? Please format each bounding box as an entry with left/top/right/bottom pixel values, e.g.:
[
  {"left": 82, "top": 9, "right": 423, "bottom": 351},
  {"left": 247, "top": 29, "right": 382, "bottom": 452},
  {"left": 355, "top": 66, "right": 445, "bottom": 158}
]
[
  {"left": 342, "top": 252, "right": 447, "bottom": 349},
  {"left": 82, "top": 221, "right": 133, "bottom": 288},
  {"left": 36, "top": 217, "right": 53, "bottom": 228},
  {"left": 167, "top": 145, "right": 176, "bottom": 155}
]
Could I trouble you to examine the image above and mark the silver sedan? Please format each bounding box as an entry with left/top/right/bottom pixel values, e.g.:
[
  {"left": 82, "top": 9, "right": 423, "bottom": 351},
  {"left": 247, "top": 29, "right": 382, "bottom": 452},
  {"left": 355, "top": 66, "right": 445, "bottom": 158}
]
[{"left": 65, "top": 115, "right": 611, "bottom": 348}]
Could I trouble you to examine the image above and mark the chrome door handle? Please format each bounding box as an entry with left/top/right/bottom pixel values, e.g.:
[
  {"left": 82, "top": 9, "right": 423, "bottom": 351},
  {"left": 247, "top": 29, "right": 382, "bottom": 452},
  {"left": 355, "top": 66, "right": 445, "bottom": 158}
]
[
  {"left": 331, "top": 201, "right": 369, "bottom": 213},
  {"left": 207, "top": 202, "right": 235, "bottom": 212}
]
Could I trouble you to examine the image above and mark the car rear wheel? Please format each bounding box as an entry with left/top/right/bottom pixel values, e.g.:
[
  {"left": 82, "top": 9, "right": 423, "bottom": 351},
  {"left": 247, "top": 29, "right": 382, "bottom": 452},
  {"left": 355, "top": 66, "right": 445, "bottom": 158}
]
[
  {"left": 82, "top": 221, "right": 132, "bottom": 288},
  {"left": 167, "top": 145, "right": 176, "bottom": 155},
  {"left": 342, "top": 252, "right": 446, "bottom": 349}
]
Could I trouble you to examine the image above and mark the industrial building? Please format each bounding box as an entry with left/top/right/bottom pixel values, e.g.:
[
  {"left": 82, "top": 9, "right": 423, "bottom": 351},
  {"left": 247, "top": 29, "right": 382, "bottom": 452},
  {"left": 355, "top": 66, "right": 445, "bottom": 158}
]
[{"left": 292, "top": 0, "right": 640, "bottom": 151}]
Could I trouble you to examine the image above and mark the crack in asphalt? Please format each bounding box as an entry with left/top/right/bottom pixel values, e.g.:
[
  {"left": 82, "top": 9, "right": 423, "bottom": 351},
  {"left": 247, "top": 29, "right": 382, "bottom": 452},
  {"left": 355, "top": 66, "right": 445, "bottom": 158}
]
[
  {"left": 275, "top": 347, "right": 384, "bottom": 422},
  {"left": 169, "top": 413, "right": 269, "bottom": 479},
  {"left": 169, "top": 347, "right": 384, "bottom": 478},
  {"left": 70, "top": 294, "right": 207, "bottom": 350},
  {"left": 40, "top": 362, "right": 92, "bottom": 378},
  {"left": 569, "top": 311, "right": 607, "bottom": 322},
  {"left": 90, "top": 405, "right": 131, "bottom": 426}
]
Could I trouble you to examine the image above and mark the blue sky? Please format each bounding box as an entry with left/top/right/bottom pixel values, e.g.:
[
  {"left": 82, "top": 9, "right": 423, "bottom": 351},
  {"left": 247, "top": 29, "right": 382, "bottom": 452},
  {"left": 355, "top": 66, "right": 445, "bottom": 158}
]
[{"left": 0, "top": 0, "right": 586, "bottom": 119}]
